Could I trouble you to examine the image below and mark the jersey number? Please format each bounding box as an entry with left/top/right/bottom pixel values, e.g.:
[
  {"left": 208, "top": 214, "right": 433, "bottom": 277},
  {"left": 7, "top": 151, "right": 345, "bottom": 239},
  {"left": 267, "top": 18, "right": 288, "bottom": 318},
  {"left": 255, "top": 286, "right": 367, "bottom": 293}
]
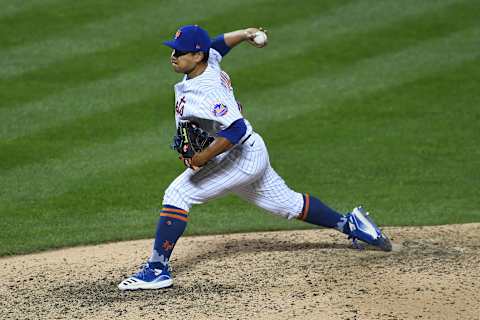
[{"left": 175, "top": 96, "right": 186, "bottom": 116}]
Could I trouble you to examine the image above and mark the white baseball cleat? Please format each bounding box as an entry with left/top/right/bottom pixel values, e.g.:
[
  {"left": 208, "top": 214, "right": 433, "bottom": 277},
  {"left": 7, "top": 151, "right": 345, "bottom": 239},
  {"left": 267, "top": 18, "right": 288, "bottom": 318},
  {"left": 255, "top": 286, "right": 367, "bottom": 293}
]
[
  {"left": 118, "top": 262, "right": 173, "bottom": 290},
  {"left": 345, "top": 206, "right": 392, "bottom": 252}
]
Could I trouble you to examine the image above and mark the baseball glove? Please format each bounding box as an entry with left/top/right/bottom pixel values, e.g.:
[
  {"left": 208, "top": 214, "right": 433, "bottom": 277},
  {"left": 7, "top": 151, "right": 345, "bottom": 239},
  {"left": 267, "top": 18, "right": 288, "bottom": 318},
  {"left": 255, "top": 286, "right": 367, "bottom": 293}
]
[{"left": 171, "top": 121, "right": 214, "bottom": 168}]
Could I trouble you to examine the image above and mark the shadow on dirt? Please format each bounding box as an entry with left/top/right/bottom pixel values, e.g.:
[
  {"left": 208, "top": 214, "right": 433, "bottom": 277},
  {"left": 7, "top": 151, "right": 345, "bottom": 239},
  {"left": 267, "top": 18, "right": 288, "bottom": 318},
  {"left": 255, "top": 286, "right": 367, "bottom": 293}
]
[{"left": 173, "top": 236, "right": 386, "bottom": 272}]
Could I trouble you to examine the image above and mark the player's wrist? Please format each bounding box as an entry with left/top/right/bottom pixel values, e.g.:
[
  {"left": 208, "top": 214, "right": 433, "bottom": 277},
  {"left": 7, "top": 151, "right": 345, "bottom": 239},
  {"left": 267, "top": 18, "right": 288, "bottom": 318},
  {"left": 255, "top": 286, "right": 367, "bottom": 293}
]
[{"left": 191, "top": 152, "right": 208, "bottom": 167}]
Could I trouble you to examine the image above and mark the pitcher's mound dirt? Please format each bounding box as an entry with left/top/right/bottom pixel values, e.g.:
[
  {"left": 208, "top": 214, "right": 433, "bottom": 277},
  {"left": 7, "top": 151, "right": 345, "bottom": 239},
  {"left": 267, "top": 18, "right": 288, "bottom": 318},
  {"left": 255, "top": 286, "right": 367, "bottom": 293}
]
[{"left": 1, "top": 224, "right": 479, "bottom": 320}]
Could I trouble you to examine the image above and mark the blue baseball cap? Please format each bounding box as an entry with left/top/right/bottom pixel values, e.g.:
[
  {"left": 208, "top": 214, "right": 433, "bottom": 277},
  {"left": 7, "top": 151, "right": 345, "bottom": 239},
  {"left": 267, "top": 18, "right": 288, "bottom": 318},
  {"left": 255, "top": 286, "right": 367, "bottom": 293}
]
[{"left": 163, "top": 25, "right": 211, "bottom": 53}]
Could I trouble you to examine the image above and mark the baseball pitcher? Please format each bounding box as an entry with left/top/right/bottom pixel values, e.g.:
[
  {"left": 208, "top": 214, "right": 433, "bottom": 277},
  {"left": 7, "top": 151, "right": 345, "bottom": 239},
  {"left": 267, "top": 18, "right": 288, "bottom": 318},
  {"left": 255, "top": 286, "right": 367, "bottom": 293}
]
[{"left": 118, "top": 25, "right": 391, "bottom": 290}]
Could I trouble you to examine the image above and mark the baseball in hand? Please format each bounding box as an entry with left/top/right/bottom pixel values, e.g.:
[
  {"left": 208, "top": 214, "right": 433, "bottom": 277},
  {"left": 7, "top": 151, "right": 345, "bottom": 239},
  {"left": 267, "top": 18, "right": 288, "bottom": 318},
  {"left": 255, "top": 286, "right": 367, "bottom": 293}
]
[{"left": 253, "top": 31, "right": 268, "bottom": 47}]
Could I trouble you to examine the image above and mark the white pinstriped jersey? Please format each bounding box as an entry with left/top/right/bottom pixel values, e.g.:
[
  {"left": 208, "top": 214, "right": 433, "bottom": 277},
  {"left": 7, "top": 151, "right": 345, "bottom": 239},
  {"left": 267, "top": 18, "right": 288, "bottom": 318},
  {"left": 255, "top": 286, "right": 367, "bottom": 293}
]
[
  {"left": 163, "top": 47, "right": 304, "bottom": 219},
  {"left": 173, "top": 48, "right": 253, "bottom": 140}
]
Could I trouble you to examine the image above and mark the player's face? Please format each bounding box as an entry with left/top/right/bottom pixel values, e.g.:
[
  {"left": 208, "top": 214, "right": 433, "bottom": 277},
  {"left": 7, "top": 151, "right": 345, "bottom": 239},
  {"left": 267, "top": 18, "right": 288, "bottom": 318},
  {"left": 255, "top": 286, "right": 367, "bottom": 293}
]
[{"left": 170, "top": 50, "right": 202, "bottom": 74}]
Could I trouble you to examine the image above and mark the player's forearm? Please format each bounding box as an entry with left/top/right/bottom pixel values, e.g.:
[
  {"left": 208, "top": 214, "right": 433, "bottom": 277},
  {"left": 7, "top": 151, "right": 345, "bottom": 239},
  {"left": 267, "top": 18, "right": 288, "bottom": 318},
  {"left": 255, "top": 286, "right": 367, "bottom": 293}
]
[
  {"left": 223, "top": 29, "right": 249, "bottom": 48},
  {"left": 191, "top": 137, "right": 233, "bottom": 167},
  {"left": 223, "top": 28, "right": 259, "bottom": 48}
]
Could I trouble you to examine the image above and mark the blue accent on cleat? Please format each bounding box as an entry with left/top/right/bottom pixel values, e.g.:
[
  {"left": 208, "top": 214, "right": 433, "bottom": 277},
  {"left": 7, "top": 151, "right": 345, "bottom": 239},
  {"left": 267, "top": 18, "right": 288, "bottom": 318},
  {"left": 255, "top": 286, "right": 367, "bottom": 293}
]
[
  {"left": 118, "top": 262, "right": 173, "bottom": 290},
  {"left": 345, "top": 207, "right": 392, "bottom": 252}
]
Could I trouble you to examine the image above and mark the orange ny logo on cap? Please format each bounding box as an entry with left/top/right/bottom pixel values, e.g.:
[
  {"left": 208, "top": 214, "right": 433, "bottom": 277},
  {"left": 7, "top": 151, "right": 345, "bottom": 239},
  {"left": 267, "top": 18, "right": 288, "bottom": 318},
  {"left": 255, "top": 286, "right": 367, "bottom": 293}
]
[{"left": 174, "top": 30, "right": 181, "bottom": 39}]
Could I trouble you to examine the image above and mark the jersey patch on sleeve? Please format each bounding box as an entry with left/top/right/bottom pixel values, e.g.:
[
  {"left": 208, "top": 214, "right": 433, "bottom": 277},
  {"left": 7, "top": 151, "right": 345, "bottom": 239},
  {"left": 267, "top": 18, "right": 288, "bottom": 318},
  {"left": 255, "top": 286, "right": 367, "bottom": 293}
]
[{"left": 212, "top": 103, "right": 228, "bottom": 117}]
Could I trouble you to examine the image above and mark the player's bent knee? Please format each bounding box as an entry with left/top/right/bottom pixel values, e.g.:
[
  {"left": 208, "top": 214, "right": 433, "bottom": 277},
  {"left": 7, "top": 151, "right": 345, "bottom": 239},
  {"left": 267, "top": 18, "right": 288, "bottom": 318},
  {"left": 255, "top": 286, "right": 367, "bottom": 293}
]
[{"left": 163, "top": 185, "right": 190, "bottom": 212}]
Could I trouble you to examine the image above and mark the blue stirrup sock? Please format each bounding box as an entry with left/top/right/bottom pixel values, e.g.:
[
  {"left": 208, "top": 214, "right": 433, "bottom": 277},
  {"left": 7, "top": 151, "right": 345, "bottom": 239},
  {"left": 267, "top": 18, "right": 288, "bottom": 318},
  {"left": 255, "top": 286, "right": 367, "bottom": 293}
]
[
  {"left": 149, "top": 205, "right": 188, "bottom": 269},
  {"left": 297, "top": 194, "right": 348, "bottom": 233}
]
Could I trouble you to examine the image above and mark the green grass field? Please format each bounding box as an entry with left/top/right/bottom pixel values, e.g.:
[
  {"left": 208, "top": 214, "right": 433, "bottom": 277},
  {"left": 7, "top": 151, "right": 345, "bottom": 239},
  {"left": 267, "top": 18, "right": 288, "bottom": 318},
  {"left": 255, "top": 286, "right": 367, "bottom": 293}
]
[{"left": 1, "top": 0, "right": 479, "bottom": 256}]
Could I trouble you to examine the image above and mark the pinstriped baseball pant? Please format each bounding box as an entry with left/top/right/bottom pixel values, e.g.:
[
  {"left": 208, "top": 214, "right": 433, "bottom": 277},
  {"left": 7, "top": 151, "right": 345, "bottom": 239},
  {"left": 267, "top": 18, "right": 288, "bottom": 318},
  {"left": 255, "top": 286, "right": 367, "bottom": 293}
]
[{"left": 163, "top": 133, "right": 304, "bottom": 219}]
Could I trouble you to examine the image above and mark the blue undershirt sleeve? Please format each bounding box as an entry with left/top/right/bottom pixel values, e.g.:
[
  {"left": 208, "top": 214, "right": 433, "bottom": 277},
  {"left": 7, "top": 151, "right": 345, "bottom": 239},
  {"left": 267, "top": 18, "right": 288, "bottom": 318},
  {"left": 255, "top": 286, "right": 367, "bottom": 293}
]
[
  {"left": 217, "top": 119, "right": 247, "bottom": 144},
  {"left": 211, "top": 34, "right": 231, "bottom": 57}
]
